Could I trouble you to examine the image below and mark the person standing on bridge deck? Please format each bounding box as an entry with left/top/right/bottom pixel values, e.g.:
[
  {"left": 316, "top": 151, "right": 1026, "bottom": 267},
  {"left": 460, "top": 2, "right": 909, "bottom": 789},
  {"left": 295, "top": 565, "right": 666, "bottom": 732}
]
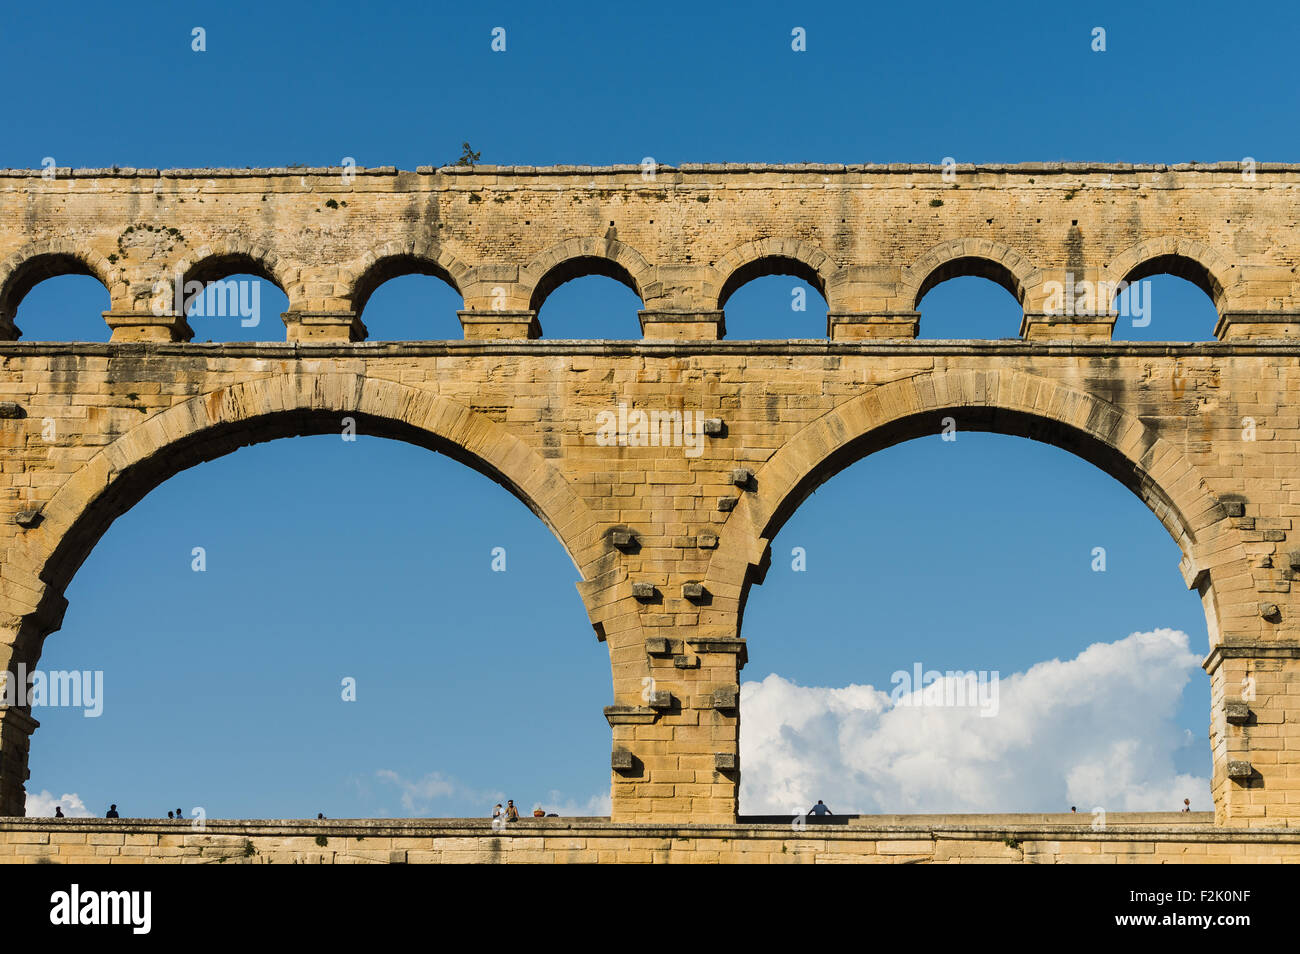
[
  {"left": 105, "top": 804, "right": 119, "bottom": 818},
  {"left": 809, "top": 799, "right": 833, "bottom": 820}
]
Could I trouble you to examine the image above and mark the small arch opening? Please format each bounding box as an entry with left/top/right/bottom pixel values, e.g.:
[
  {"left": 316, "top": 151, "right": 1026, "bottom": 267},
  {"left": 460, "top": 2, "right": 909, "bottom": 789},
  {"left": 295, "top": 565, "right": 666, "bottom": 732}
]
[
  {"left": 1111, "top": 258, "right": 1221, "bottom": 342},
  {"left": 533, "top": 259, "right": 642, "bottom": 339},
  {"left": 718, "top": 255, "right": 826, "bottom": 311},
  {"left": 351, "top": 256, "right": 463, "bottom": 341},
  {"left": 357, "top": 267, "right": 463, "bottom": 341},
  {"left": 720, "top": 257, "right": 827, "bottom": 339},
  {"left": 12, "top": 272, "right": 111, "bottom": 342},
  {"left": 182, "top": 255, "right": 287, "bottom": 343},
  {"left": 917, "top": 273, "right": 1023, "bottom": 339}
]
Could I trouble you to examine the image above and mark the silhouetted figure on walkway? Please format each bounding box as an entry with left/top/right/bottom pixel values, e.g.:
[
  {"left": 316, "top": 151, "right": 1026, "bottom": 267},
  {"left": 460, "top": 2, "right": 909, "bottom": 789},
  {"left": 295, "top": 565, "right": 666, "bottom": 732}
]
[
  {"left": 167, "top": 811, "right": 174, "bottom": 819},
  {"left": 54, "top": 806, "right": 64, "bottom": 818},
  {"left": 1183, "top": 798, "right": 1191, "bottom": 813},
  {"left": 105, "top": 804, "right": 119, "bottom": 818},
  {"left": 176, "top": 807, "right": 183, "bottom": 820},
  {"left": 318, "top": 813, "right": 326, "bottom": 820},
  {"left": 505, "top": 800, "right": 519, "bottom": 822},
  {"left": 809, "top": 799, "right": 833, "bottom": 820}
]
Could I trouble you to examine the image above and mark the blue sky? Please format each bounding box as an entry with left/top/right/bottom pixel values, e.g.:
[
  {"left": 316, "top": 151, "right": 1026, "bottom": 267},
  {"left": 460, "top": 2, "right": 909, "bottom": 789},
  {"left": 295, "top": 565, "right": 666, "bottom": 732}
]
[{"left": 5, "top": 0, "right": 1290, "bottom": 818}]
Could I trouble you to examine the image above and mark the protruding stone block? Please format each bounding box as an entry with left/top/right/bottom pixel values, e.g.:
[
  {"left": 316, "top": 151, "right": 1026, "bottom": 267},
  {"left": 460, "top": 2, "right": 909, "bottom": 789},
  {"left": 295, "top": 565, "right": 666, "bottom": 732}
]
[
  {"left": 702, "top": 418, "right": 724, "bottom": 436},
  {"left": 687, "top": 637, "right": 748, "bottom": 667},
  {"left": 282, "top": 311, "right": 366, "bottom": 342},
  {"left": 637, "top": 309, "right": 725, "bottom": 340},
  {"left": 0, "top": 402, "right": 24, "bottom": 419},
  {"left": 1225, "top": 701, "right": 1251, "bottom": 725},
  {"left": 631, "top": 582, "right": 658, "bottom": 600},
  {"left": 697, "top": 533, "right": 719, "bottom": 549},
  {"left": 717, "top": 496, "right": 738, "bottom": 512},
  {"left": 644, "top": 637, "right": 671, "bottom": 656},
  {"left": 1223, "top": 500, "right": 1246, "bottom": 517},
  {"left": 672, "top": 654, "right": 699, "bottom": 669},
  {"left": 458, "top": 310, "right": 539, "bottom": 340},
  {"left": 1227, "top": 760, "right": 1254, "bottom": 780},
  {"left": 1259, "top": 602, "right": 1280, "bottom": 620},
  {"left": 1215, "top": 312, "right": 1300, "bottom": 340},
  {"left": 730, "top": 468, "right": 754, "bottom": 487},
  {"left": 647, "top": 690, "right": 674, "bottom": 710},
  {"left": 828, "top": 311, "right": 918, "bottom": 340},
  {"left": 611, "top": 530, "right": 636, "bottom": 549},
  {"left": 713, "top": 752, "right": 737, "bottom": 771},
  {"left": 611, "top": 748, "right": 634, "bottom": 771},
  {"left": 14, "top": 510, "right": 41, "bottom": 528},
  {"left": 1019, "top": 313, "right": 1114, "bottom": 341},
  {"left": 104, "top": 310, "right": 192, "bottom": 343},
  {"left": 710, "top": 687, "right": 739, "bottom": 710},
  {"left": 682, "top": 582, "right": 705, "bottom": 601},
  {"left": 602, "top": 706, "right": 657, "bottom": 726}
]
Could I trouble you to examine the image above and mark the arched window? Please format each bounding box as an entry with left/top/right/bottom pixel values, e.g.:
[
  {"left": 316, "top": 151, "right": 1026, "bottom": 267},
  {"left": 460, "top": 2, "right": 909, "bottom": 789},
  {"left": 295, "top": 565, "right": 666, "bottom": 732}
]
[
  {"left": 2, "top": 253, "right": 111, "bottom": 342},
  {"left": 1111, "top": 256, "right": 1221, "bottom": 342},
  {"left": 532, "top": 257, "right": 642, "bottom": 339},
  {"left": 719, "top": 257, "right": 827, "bottom": 339},
  {"left": 182, "top": 254, "right": 287, "bottom": 343},
  {"left": 351, "top": 256, "right": 464, "bottom": 341},
  {"left": 915, "top": 257, "right": 1024, "bottom": 339}
]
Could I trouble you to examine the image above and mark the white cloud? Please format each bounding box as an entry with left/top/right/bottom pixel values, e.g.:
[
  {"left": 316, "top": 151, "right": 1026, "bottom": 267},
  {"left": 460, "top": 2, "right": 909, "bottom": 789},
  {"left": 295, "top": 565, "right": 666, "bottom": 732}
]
[
  {"left": 25, "top": 790, "right": 93, "bottom": 817},
  {"left": 373, "top": 768, "right": 609, "bottom": 819},
  {"left": 374, "top": 769, "right": 503, "bottom": 816},
  {"left": 740, "top": 628, "right": 1210, "bottom": 815},
  {"left": 538, "top": 789, "right": 611, "bottom": 817}
]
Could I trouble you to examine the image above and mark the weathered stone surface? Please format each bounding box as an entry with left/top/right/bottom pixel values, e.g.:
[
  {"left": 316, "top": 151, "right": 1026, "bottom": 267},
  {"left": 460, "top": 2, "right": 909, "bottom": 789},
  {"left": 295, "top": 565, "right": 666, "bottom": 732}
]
[
  {"left": 1224, "top": 702, "right": 1251, "bottom": 724},
  {"left": 710, "top": 687, "right": 739, "bottom": 710},
  {"left": 644, "top": 637, "right": 671, "bottom": 656},
  {"left": 0, "top": 165, "right": 1298, "bottom": 830},
  {"left": 5, "top": 814, "right": 1297, "bottom": 864},
  {"left": 611, "top": 748, "right": 634, "bottom": 771}
]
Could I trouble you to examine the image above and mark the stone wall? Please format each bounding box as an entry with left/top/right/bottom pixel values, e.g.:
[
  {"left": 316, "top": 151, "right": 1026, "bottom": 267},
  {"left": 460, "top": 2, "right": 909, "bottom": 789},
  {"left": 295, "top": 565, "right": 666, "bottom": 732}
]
[
  {"left": 3, "top": 815, "right": 1297, "bottom": 863},
  {"left": 1, "top": 163, "right": 1298, "bottom": 342},
  {"left": 0, "top": 165, "right": 1298, "bottom": 827}
]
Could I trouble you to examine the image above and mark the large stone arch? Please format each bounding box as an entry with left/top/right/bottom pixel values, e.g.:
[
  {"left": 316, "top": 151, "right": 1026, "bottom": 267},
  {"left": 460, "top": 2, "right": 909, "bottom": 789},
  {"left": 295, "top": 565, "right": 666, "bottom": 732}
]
[
  {"left": 0, "top": 371, "right": 649, "bottom": 814},
  {"left": 704, "top": 368, "right": 1252, "bottom": 644},
  {"left": 520, "top": 237, "right": 653, "bottom": 314},
  {"left": 1, "top": 371, "right": 643, "bottom": 664},
  {"left": 0, "top": 371, "right": 656, "bottom": 817},
  {"left": 710, "top": 237, "right": 842, "bottom": 310},
  {"left": 0, "top": 239, "right": 120, "bottom": 327},
  {"left": 904, "top": 239, "right": 1036, "bottom": 309},
  {"left": 1102, "top": 236, "right": 1238, "bottom": 310}
]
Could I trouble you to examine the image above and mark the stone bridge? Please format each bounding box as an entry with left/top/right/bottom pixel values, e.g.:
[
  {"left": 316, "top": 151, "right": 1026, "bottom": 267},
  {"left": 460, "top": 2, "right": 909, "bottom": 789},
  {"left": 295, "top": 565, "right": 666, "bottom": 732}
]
[{"left": 0, "top": 163, "right": 1297, "bottom": 829}]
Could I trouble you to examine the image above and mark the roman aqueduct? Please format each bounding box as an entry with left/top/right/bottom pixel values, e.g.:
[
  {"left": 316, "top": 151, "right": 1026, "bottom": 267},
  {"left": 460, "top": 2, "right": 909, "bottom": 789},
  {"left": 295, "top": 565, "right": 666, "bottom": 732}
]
[{"left": 0, "top": 162, "right": 1298, "bottom": 858}]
